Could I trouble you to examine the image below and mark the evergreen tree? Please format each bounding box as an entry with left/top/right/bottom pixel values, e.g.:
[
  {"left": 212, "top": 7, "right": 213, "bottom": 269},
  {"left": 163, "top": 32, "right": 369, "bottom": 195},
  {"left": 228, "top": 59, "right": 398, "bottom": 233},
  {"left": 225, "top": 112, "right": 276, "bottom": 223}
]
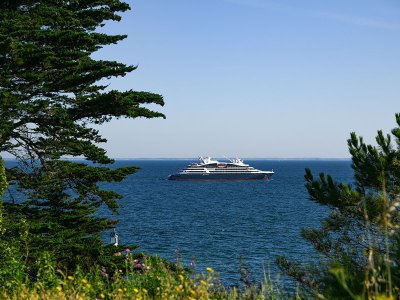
[
  {"left": 277, "top": 114, "right": 400, "bottom": 299},
  {"left": 0, "top": 0, "right": 164, "bottom": 273}
]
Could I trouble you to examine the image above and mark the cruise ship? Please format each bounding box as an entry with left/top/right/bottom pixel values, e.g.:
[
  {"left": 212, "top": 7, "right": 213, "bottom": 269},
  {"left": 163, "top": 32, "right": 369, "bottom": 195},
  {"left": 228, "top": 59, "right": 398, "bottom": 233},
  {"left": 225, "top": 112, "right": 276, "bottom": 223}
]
[{"left": 168, "top": 157, "right": 274, "bottom": 180}]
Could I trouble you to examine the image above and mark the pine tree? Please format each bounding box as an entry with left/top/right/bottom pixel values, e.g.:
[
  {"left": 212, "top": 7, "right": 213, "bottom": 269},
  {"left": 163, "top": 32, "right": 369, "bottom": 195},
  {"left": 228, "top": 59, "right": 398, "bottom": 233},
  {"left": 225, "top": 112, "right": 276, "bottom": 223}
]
[
  {"left": 0, "top": 0, "right": 164, "bottom": 273},
  {"left": 277, "top": 114, "right": 400, "bottom": 299}
]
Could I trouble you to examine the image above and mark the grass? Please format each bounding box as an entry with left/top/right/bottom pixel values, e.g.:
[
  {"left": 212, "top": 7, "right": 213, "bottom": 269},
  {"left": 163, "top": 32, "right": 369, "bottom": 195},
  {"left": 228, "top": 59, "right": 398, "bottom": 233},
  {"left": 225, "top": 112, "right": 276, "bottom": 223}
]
[{"left": 0, "top": 253, "right": 293, "bottom": 300}]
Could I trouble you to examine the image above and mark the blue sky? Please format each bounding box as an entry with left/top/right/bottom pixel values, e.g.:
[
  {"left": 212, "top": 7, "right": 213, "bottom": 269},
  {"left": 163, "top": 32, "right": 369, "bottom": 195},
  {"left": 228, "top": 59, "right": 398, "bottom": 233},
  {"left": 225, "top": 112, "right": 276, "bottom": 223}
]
[{"left": 96, "top": 0, "right": 400, "bottom": 158}]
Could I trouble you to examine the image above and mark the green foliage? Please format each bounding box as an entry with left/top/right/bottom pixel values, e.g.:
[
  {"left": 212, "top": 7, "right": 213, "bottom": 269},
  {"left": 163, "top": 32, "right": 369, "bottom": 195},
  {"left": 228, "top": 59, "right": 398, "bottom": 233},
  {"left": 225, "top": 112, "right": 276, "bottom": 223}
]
[
  {"left": 278, "top": 114, "right": 400, "bottom": 299},
  {"left": 0, "top": 158, "right": 7, "bottom": 196},
  {"left": 0, "top": 202, "right": 28, "bottom": 290},
  {"left": 0, "top": 0, "right": 165, "bottom": 277},
  {"left": 0, "top": 252, "right": 293, "bottom": 300}
]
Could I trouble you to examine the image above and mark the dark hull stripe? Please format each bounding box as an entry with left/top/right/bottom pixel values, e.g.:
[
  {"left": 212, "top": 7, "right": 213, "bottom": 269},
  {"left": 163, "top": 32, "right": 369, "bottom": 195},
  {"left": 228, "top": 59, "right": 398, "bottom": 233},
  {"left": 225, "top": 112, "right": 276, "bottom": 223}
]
[{"left": 168, "top": 174, "right": 273, "bottom": 181}]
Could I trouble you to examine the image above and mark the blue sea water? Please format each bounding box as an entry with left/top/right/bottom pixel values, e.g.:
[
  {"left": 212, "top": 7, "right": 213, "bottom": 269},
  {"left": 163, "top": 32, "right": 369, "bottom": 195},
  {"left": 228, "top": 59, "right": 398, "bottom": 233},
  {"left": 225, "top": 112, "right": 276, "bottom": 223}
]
[
  {"left": 3, "top": 159, "right": 354, "bottom": 288},
  {"left": 104, "top": 159, "right": 353, "bottom": 287}
]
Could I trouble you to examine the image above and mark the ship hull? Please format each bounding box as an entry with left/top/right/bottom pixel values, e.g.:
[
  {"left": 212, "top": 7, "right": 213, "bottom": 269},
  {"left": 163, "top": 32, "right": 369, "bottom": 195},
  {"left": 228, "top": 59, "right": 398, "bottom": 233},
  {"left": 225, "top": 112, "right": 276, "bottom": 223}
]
[{"left": 168, "top": 173, "right": 273, "bottom": 181}]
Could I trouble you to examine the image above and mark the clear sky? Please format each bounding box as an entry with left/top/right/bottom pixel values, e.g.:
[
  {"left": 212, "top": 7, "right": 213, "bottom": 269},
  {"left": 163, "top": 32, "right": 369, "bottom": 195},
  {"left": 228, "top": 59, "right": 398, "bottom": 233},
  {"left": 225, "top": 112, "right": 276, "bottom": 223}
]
[{"left": 86, "top": 1, "right": 400, "bottom": 158}]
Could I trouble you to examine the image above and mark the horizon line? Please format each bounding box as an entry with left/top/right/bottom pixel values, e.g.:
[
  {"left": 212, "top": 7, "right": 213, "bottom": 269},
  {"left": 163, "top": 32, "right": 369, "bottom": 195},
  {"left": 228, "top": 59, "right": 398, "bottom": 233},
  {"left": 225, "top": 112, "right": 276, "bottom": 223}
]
[
  {"left": 1, "top": 156, "right": 352, "bottom": 161},
  {"left": 103, "top": 157, "right": 351, "bottom": 161}
]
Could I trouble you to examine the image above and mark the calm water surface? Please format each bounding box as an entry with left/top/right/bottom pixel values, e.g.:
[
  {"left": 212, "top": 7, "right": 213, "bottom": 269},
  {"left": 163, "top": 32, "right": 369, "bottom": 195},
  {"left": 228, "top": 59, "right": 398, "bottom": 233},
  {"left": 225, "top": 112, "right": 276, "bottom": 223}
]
[{"left": 104, "top": 160, "right": 353, "bottom": 287}]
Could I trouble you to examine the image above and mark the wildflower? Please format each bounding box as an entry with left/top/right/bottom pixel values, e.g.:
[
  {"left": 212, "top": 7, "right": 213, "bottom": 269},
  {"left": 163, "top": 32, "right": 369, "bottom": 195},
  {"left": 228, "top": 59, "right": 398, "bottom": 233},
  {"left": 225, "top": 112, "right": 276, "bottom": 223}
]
[
  {"left": 189, "top": 297, "right": 196, "bottom": 300},
  {"left": 190, "top": 289, "right": 196, "bottom": 295},
  {"left": 179, "top": 274, "right": 184, "bottom": 281},
  {"left": 206, "top": 267, "right": 213, "bottom": 272},
  {"left": 134, "top": 288, "right": 139, "bottom": 293},
  {"left": 124, "top": 288, "right": 127, "bottom": 292},
  {"left": 119, "top": 269, "right": 123, "bottom": 273},
  {"left": 67, "top": 275, "right": 74, "bottom": 281},
  {"left": 376, "top": 296, "right": 395, "bottom": 300},
  {"left": 146, "top": 266, "right": 151, "bottom": 270},
  {"left": 81, "top": 279, "right": 88, "bottom": 284},
  {"left": 86, "top": 283, "right": 91, "bottom": 289},
  {"left": 100, "top": 294, "right": 105, "bottom": 299},
  {"left": 200, "top": 280, "right": 207, "bottom": 285},
  {"left": 143, "top": 288, "right": 148, "bottom": 294},
  {"left": 56, "top": 286, "right": 62, "bottom": 292},
  {"left": 118, "top": 288, "right": 123, "bottom": 293},
  {"left": 133, "top": 259, "right": 139, "bottom": 263}
]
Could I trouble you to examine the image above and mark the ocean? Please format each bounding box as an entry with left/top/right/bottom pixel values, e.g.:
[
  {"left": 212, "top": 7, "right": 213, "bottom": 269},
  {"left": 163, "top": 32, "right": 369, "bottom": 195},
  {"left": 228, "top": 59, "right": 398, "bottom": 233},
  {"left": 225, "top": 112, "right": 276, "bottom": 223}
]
[{"left": 103, "top": 159, "right": 354, "bottom": 287}]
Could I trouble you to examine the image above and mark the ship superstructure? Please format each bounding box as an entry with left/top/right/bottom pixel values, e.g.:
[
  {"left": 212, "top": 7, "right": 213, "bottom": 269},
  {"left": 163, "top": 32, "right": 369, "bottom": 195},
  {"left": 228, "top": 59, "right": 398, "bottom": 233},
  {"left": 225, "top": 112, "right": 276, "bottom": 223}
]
[{"left": 168, "top": 157, "right": 274, "bottom": 180}]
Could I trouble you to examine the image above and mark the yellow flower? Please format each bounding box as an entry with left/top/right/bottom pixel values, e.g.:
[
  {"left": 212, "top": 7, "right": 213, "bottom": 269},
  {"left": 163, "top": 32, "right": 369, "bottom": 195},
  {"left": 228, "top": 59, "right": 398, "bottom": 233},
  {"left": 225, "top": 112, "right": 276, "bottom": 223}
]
[
  {"left": 119, "top": 269, "right": 123, "bottom": 273},
  {"left": 178, "top": 274, "right": 184, "bottom": 281},
  {"left": 206, "top": 267, "right": 213, "bottom": 272},
  {"left": 67, "top": 275, "right": 74, "bottom": 281},
  {"left": 190, "top": 289, "right": 196, "bottom": 295},
  {"left": 143, "top": 288, "right": 148, "bottom": 294},
  {"left": 175, "top": 286, "right": 181, "bottom": 292},
  {"left": 123, "top": 288, "right": 127, "bottom": 291},
  {"left": 118, "top": 288, "right": 123, "bottom": 293},
  {"left": 134, "top": 288, "right": 139, "bottom": 293},
  {"left": 200, "top": 280, "right": 207, "bottom": 285},
  {"left": 376, "top": 296, "right": 395, "bottom": 300},
  {"left": 86, "top": 283, "right": 91, "bottom": 289},
  {"left": 56, "top": 286, "right": 62, "bottom": 292},
  {"left": 81, "top": 279, "right": 88, "bottom": 284},
  {"left": 100, "top": 293, "right": 105, "bottom": 299},
  {"left": 189, "top": 297, "right": 196, "bottom": 300}
]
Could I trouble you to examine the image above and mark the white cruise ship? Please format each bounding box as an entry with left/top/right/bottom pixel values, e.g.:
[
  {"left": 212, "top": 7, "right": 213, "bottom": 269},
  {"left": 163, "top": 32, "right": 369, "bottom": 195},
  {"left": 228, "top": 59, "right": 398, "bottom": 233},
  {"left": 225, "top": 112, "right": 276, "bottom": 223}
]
[{"left": 168, "top": 157, "right": 274, "bottom": 180}]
